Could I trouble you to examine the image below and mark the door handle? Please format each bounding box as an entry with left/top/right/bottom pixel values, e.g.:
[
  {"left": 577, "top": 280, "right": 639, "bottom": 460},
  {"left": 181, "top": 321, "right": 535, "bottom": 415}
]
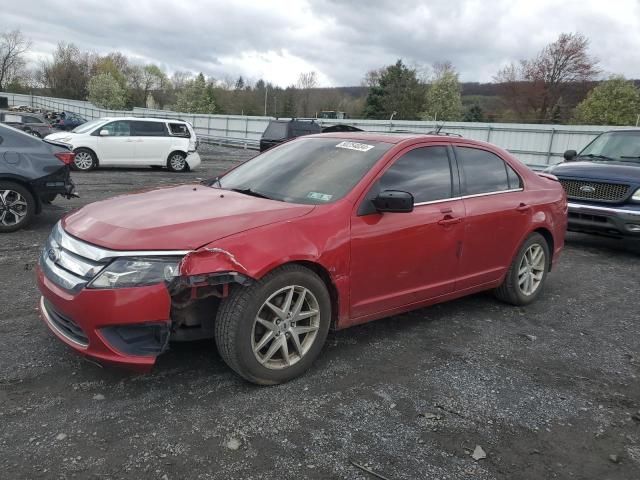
[
  {"left": 516, "top": 203, "right": 531, "bottom": 212},
  {"left": 438, "top": 215, "right": 462, "bottom": 226}
]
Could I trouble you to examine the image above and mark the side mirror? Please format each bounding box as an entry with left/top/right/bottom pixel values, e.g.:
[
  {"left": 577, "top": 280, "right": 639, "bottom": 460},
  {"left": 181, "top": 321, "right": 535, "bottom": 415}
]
[
  {"left": 372, "top": 190, "right": 414, "bottom": 213},
  {"left": 563, "top": 149, "right": 577, "bottom": 161},
  {"left": 99, "top": 129, "right": 110, "bottom": 136}
]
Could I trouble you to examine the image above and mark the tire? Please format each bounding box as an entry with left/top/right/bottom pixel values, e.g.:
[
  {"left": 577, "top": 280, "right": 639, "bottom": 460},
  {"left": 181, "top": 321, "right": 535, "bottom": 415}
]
[
  {"left": 215, "top": 264, "right": 331, "bottom": 385},
  {"left": 0, "top": 181, "right": 36, "bottom": 233},
  {"left": 494, "top": 232, "right": 550, "bottom": 306},
  {"left": 72, "top": 148, "right": 97, "bottom": 171},
  {"left": 167, "top": 152, "right": 188, "bottom": 172}
]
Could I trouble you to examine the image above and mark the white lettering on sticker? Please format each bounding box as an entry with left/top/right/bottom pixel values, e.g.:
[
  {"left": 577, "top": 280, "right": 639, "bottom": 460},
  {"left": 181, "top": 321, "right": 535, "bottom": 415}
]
[
  {"left": 307, "top": 192, "right": 333, "bottom": 202},
  {"left": 335, "top": 141, "right": 375, "bottom": 152}
]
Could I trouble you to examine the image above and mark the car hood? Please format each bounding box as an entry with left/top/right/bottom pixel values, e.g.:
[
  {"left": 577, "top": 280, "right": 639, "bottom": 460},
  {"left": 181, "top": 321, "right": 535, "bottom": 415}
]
[
  {"left": 62, "top": 185, "right": 315, "bottom": 251},
  {"left": 45, "top": 131, "right": 78, "bottom": 141},
  {"left": 550, "top": 160, "right": 640, "bottom": 183}
]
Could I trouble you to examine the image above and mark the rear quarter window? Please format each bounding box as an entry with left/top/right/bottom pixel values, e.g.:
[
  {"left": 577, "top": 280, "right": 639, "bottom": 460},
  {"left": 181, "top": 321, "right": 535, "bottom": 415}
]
[{"left": 168, "top": 123, "right": 191, "bottom": 137}]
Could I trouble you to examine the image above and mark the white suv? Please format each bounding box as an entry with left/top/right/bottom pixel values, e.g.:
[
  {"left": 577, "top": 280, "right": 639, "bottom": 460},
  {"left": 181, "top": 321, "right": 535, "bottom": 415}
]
[{"left": 45, "top": 117, "right": 201, "bottom": 172}]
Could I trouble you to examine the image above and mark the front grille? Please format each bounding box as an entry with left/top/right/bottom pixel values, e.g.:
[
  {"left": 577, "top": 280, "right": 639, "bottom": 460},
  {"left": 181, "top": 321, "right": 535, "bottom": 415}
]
[
  {"left": 40, "top": 224, "right": 108, "bottom": 292},
  {"left": 559, "top": 179, "right": 629, "bottom": 203},
  {"left": 43, "top": 299, "right": 89, "bottom": 346}
]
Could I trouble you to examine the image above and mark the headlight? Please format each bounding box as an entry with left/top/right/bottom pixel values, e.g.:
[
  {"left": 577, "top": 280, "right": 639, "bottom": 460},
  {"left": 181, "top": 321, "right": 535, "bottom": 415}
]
[
  {"left": 55, "top": 136, "right": 72, "bottom": 143},
  {"left": 632, "top": 188, "right": 640, "bottom": 202},
  {"left": 89, "top": 257, "right": 181, "bottom": 289}
]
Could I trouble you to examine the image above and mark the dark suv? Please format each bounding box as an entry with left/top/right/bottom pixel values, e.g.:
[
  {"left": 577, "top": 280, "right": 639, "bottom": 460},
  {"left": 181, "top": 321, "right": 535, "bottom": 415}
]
[
  {"left": 547, "top": 130, "right": 640, "bottom": 238},
  {"left": 259, "top": 119, "right": 322, "bottom": 152}
]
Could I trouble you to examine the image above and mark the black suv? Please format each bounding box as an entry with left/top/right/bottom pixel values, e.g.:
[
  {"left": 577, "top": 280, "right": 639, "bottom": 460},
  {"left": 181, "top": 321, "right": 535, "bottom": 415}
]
[
  {"left": 0, "top": 124, "right": 76, "bottom": 232},
  {"left": 259, "top": 119, "right": 321, "bottom": 152},
  {"left": 547, "top": 130, "right": 640, "bottom": 238}
]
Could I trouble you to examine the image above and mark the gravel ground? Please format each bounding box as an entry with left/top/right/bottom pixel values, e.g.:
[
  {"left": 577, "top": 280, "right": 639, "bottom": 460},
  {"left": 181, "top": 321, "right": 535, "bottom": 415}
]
[{"left": 1, "top": 143, "right": 639, "bottom": 480}]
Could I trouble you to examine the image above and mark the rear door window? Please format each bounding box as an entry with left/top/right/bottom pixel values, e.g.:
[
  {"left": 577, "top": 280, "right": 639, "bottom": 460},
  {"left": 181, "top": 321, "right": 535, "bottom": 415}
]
[
  {"left": 456, "top": 147, "right": 514, "bottom": 195},
  {"left": 377, "top": 146, "right": 453, "bottom": 203},
  {"left": 131, "top": 121, "right": 167, "bottom": 136}
]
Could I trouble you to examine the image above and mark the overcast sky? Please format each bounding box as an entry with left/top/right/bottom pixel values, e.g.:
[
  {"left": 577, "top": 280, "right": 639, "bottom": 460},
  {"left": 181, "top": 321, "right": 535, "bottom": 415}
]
[{"left": 5, "top": 0, "right": 640, "bottom": 87}]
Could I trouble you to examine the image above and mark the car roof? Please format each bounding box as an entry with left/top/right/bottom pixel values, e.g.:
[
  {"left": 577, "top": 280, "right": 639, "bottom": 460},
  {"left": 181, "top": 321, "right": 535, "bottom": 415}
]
[
  {"left": 306, "top": 131, "right": 464, "bottom": 144},
  {"left": 98, "top": 117, "right": 187, "bottom": 123}
]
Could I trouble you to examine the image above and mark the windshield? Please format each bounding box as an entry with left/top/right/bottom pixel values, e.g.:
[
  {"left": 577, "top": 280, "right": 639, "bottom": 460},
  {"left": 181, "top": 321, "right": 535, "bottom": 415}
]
[
  {"left": 217, "top": 137, "right": 392, "bottom": 204},
  {"left": 72, "top": 119, "right": 106, "bottom": 133},
  {"left": 580, "top": 131, "right": 640, "bottom": 163}
]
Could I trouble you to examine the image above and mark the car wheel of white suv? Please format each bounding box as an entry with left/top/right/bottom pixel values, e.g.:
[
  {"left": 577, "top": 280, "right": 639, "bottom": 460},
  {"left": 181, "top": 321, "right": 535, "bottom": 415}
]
[
  {"left": 73, "top": 148, "right": 97, "bottom": 171},
  {"left": 167, "top": 152, "right": 188, "bottom": 173}
]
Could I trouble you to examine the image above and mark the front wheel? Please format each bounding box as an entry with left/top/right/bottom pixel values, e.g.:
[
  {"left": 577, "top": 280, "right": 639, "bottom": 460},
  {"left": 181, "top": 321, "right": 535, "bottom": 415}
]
[
  {"left": 72, "top": 148, "right": 97, "bottom": 171},
  {"left": 0, "top": 182, "right": 35, "bottom": 233},
  {"left": 494, "top": 232, "right": 550, "bottom": 306},
  {"left": 167, "top": 152, "right": 188, "bottom": 172},
  {"left": 215, "top": 265, "right": 331, "bottom": 385}
]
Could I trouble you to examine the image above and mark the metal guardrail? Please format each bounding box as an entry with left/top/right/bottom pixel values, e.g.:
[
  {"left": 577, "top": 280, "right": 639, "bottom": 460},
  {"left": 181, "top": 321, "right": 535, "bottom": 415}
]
[{"left": 2, "top": 91, "right": 629, "bottom": 165}]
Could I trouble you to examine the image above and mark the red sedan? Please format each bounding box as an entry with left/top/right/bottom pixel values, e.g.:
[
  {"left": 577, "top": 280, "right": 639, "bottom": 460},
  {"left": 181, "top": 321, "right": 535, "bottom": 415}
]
[{"left": 37, "top": 133, "right": 567, "bottom": 384}]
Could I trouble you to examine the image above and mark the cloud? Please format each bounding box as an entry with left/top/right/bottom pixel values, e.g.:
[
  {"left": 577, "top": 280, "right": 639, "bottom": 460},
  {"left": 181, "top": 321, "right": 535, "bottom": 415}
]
[{"left": 5, "top": 0, "right": 640, "bottom": 86}]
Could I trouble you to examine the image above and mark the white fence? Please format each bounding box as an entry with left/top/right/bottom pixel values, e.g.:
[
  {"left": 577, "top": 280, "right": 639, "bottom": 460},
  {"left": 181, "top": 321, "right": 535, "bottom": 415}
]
[{"left": 1, "top": 91, "right": 632, "bottom": 168}]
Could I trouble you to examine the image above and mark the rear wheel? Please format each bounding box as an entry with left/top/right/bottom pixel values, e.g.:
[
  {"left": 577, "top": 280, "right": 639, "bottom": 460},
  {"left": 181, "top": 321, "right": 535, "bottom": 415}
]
[
  {"left": 495, "top": 233, "right": 550, "bottom": 306},
  {"left": 215, "top": 265, "right": 331, "bottom": 385},
  {"left": 167, "top": 152, "right": 188, "bottom": 172},
  {"left": 72, "top": 148, "right": 97, "bottom": 171},
  {"left": 0, "top": 182, "right": 35, "bottom": 233}
]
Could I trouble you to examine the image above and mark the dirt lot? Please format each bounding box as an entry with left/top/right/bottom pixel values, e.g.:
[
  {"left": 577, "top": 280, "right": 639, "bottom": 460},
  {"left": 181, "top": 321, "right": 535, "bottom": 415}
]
[{"left": 1, "top": 144, "right": 639, "bottom": 480}]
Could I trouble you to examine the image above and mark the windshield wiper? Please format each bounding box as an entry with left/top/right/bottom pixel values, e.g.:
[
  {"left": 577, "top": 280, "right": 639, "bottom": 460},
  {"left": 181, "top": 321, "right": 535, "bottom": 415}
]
[
  {"left": 620, "top": 156, "right": 640, "bottom": 160},
  {"left": 230, "top": 187, "right": 274, "bottom": 200},
  {"left": 578, "top": 153, "right": 615, "bottom": 161}
]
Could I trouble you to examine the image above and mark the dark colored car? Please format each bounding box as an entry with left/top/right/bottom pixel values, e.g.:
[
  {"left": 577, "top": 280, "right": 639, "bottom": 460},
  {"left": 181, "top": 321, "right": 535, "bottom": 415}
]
[
  {"left": 260, "top": 119, "right": 322, "bottom": 151},
  {"left": 547, "top": 130, "right": 640, "bottom": 237},
  {"left": 54, "top": 112, "right": 87, "bottom": 131},
  {"left": 259, "top": 119, "right": 363, "bottom": 151},
  {"left": 37, "top": 132, "right": 566, "bottom": 383},
  {"left": 0, "top": 124, "right": 76, "bottom": 232},
  {"left": 0, "top": 111, "right": 55, "bottom": 138}
]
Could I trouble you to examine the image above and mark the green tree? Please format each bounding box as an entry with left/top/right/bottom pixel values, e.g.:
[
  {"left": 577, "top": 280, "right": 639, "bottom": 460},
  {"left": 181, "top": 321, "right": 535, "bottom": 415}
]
[
  {"left": 421, "top": 63, "right": 463, "bottom": 121},
  {"left": 363, "top": 60, "right": 424, "bottom": 120},
  {"left": 88, "top": 73, "right": 126, "bottom": 109},
  {"left": 463, "top": 104, "right": 485, "bottom": 122},
  {"left": 573, "top": 76, "right": 640, "bottom": 125},
  {"left": 174, "top": 73, "right": 216, "bottom": 114}
]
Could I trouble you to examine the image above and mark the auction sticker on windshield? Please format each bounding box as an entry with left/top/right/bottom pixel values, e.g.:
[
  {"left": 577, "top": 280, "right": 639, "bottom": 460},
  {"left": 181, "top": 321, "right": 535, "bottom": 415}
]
[
  {"left": 335, "top": 141, "right": 375, "bottom": 152},
  {"left": 307, "top": 192, "right": 333, "bottom": 202}
]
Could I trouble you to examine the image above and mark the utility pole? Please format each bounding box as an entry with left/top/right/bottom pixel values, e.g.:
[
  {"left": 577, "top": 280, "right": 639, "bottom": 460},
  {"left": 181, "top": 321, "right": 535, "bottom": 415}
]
[{"left": 264, "top": 87, "right": 268, "bottom": 116}]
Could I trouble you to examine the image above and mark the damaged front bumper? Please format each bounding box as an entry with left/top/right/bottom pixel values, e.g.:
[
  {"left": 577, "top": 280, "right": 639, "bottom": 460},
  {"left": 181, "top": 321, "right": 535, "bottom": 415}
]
[
  {"left": 37, "top": 266, "right": 172, "bottom": 372},
  {"left": 36, "top": 222, "right": 253, "bottom": 371}
]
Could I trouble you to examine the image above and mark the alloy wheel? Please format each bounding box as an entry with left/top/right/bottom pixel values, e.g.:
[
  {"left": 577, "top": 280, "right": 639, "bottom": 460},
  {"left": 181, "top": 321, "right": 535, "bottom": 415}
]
[
  {"left": 251, "top": 285, "right": 321, "bottom": 369},
  {"left": 0, "top": 190, "right": 28, "bottom": 227},
  {"left": 517, "top": 244, "right": 545, "bottom": 296},
  {"left": 169, "top": 154, "right": 186, "bottom": 171},
  {"left": 74, "top": 151, "right": 94, "bottom": 170}
]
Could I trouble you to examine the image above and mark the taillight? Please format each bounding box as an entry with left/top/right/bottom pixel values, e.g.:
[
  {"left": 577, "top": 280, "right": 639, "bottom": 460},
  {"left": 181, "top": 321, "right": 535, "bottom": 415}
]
[{"left": 55, "top": 152, "right": 75, "bottom": 165}]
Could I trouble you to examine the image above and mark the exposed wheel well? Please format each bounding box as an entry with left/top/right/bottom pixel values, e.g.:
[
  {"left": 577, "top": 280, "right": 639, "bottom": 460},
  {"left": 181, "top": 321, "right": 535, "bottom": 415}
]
[{"left": 533, "top": 227, "right": 554, "bottom": 270}]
